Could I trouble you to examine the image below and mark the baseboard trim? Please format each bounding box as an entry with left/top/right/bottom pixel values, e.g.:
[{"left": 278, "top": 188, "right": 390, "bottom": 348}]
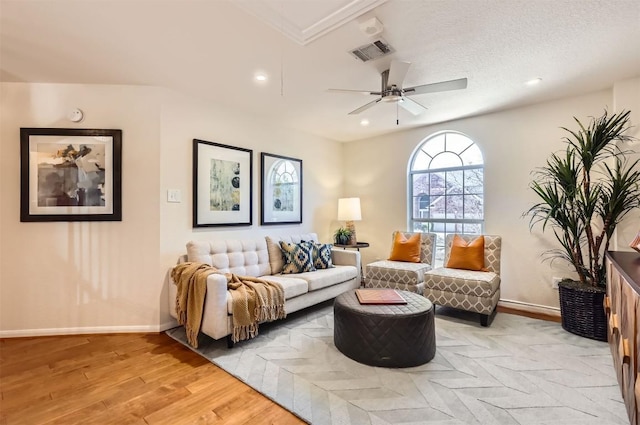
[
  {"left": 498, "top": 299, "right": 561, "bottom": 322},
  {"left": 0, "top": 321, "right": 178, "bottom": 338}
]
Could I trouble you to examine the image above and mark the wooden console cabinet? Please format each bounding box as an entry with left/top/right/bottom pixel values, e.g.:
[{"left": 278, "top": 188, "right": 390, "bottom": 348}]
[{"left": 606, "top": 251, "right": 640, "bottom": 425}]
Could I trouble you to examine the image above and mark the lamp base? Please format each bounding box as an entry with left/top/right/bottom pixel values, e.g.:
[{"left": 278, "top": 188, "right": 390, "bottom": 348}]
[{"left": 346, "top": 220, "right": 357, "bottom": 245}]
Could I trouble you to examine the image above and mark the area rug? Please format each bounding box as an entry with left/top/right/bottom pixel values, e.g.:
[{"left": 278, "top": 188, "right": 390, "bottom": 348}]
[{"left": 166, "top": 300, "right": 628, "bottom": 425}]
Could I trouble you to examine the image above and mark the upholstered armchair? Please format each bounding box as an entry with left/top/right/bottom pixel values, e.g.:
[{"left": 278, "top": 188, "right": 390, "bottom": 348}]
[
  {"left": 423, "top": 234, "right": 502, "bottom": 326},
  {"left": 365, "top": 231, "right": 437, "bottom": 294}
]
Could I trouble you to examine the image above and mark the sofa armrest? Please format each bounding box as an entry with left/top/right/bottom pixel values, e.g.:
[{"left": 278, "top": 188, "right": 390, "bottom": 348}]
[
  {"left": 331, "top": 248, "right": 360, "bottom": 267},
  {"left": 169, "top": 268, "right": 230, "bottom": 341},
  {"left": 199, "top": 272, "right": 231, "bottom": 340}
]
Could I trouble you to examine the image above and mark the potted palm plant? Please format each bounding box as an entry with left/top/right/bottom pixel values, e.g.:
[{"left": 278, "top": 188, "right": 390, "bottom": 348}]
[{"left": 526, "top": 110, "right": 640, "bottom": 341}]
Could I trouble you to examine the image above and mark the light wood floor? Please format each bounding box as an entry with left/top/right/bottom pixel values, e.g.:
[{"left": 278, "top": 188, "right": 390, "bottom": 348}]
[
  {"left": 0, "top": 309, "right": 557, "bottom": 425},
  {"left": 0, "top": 333, "right": 306, "bottom": 425}
]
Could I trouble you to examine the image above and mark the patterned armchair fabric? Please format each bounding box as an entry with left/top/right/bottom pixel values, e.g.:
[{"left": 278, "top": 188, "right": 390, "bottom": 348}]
[
  {"left": 365, "top": 232, "right": 437, "bottom": 294},
  {"left": 424, "top": 234, "right": 502, "bottom": 326}
]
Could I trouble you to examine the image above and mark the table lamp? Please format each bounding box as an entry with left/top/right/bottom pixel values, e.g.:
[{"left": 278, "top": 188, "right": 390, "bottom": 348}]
[{"left": 338, "top": 197, "right": 361, "bottom": 245}]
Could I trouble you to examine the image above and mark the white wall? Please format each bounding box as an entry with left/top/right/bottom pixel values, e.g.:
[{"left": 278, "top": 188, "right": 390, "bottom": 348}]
[
  {"left": 613, "top": 77, "right": 640, "bottom": 251},
  {"left": 0, "top": 83, "right": 344, "bottom": 336},
  {"left": 0, "top": 83, "right": 162, "bottom": 335},
  {"left": 157, "top": 90, "right": 344, "bottom": 325},
  {"left": 1, "top": 79, "right": 636, "bottom": 335},
  {"left": 343, "top": 90, "right": 628, "bottom": 310}
]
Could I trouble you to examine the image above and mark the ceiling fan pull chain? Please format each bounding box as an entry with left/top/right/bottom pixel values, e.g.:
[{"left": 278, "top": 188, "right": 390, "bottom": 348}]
[{"left": 396, "top": 102, "right": 399, "bottom": 125}]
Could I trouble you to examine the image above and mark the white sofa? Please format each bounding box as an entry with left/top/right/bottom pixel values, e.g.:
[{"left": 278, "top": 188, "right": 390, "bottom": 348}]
[{"left": 168, "top": 233, "right": 360, "bottom": 346}]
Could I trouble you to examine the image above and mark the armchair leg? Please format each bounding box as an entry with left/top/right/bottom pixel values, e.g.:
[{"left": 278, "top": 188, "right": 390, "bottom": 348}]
[
  {"left": 480, "top": 306, "right": 497, "bottom": 327},
  {"left": 226, "top": 335, "right": 234, "bottom": 348}
]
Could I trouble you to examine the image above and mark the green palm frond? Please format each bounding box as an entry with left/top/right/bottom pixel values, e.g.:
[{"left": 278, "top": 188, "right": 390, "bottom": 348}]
[{"left": 525, "top": 110, "right": 639, "bottom": 288}]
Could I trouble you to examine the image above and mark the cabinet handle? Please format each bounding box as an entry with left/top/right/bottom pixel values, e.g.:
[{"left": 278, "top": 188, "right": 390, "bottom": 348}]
[
  {"left": 609, "top": 313, "right": 619, "bottom": 334},
  {"left": 619, "top": 338, "right": 631, "bottom": 364}
]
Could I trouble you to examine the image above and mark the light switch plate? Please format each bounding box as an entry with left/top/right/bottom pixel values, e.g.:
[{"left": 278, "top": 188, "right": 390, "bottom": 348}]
[{"left": 167, "top": 189, "right": 181, "bottom": 203}]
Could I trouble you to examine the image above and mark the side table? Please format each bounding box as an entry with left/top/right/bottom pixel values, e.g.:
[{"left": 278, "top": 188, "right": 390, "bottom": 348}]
[{"left": 334, "top": 242, "right": 369, "bottom": 284}]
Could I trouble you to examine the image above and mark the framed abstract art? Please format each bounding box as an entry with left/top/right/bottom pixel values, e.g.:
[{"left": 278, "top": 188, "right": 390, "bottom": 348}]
[
  {"left": 193, "top": 139, "right": 252, "bottom": 227},
  {"left": 20, "top": 128, "right": 122, "bottom": 222}
]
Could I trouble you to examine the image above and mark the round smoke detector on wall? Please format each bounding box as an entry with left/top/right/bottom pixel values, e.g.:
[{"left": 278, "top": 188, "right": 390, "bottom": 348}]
[{"left": 67, "top": 108, "right": 84, "bottom": 123}]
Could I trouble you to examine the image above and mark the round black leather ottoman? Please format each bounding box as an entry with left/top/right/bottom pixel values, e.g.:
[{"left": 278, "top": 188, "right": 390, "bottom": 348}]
[{"left": 333, "top": 289, "right": 436, "bottom": 368}]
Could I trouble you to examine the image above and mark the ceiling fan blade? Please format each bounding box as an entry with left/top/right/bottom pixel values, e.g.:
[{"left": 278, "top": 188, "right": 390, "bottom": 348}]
[
  {"left": 387, "top": 60, "right": 411, "bottom": 87},
  {"left": 348, "top": 98, "right": 382, "bottom": 115},
  {"left": 399, "top": 96, "right": 428, "bottom": 115},
  {"left": 404, "top": 78, "right": 468, "bottom": 95},
  {"left": 327, "top": 88, "right": 382, "bottom": 95}
]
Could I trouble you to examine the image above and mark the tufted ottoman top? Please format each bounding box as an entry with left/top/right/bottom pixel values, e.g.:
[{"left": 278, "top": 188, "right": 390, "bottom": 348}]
[{"left": 335, "top": 289, "right": 432, "bottom": 317}]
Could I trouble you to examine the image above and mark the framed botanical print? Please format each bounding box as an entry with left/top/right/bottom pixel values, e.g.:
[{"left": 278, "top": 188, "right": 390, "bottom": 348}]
[
  {"left": 193, "top": 139, "right": 252, "bottom": 227},
  {"left": 260, "top": 152, "right": 302, "bottom": 225},
  {"left": 20, "top": 128, "right": 122, "bottom": 222}
]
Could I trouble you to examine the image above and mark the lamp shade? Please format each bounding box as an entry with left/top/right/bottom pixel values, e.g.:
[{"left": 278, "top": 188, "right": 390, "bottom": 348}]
[{"left": 338, "top": 198, "right": 362, "bottom": 221}]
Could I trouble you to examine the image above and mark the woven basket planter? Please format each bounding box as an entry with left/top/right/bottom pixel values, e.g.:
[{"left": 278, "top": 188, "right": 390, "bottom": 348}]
[{"left": 558, "top": 280, "right": 607, "bottom": 342}]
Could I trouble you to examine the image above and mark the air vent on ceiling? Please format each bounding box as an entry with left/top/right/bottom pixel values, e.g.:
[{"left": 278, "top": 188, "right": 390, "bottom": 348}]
[{"left": 349, "top": 39, "right": 394, "bottom": 62}]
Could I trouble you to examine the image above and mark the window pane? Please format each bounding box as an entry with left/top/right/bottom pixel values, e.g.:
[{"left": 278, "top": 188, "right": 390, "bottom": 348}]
[
  {"left": 412, "top": 151, "right": 430, "bottom": 171},
  {"left": 422, "top": 134, "right": 445, "bottom": 158},
  {"left": 430, "top": 151, "right": 461, "bottom": 169},
  {"left": 445, "top": 133, "right": 473, "bottom": 154},
  {"left": 446, "top": 195, "right": 464, "bottom": 219},
  {"left": 464, "top": 168, "right": 483, "bottom": 194},
  {"left": 429, "top": 172, "right": 445, "bottom": 195},
  {"left": 412, "top": 195, "right": 431, "bottom": 219},
  {"left": 429, "top": 197, "right": 445, "bottom": 219},
  {"left": 461, "top": 144, "right": 483, "bottom": 165},
  {"left": 412, "top": 173, "right": 429, "bottom": 194},
  {"left": 463, "top": 195, "right": 483, "bottom": 219},
  {"left": 463, "top": 223, "right": 482, "bottom": 234},
  {"left": 446, "top": 170, "right": 463, "bottom": 194}
]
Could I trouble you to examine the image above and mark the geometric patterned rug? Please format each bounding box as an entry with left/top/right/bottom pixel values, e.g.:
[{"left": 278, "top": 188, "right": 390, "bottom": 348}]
[{"left": 166, "top": 300, "right": 628, "bottom": 425}]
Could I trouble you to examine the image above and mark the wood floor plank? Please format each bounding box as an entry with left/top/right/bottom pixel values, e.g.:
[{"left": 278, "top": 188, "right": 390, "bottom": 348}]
[{"left": 0, "top": 333, "right": 305, "bottom": 425}]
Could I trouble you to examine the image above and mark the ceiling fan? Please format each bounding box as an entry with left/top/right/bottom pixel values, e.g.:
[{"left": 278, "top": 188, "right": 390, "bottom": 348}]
[{"left": 328, "top": 60, "right": 467, "bottom": 116}]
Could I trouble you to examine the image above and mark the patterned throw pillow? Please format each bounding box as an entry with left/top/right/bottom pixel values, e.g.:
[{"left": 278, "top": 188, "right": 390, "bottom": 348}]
[
  {"left": 280, "top": 241, "right": 316, "bottom": 274},
  {"left": 312, "top": 243, "right": 334, "bottom": 270}
]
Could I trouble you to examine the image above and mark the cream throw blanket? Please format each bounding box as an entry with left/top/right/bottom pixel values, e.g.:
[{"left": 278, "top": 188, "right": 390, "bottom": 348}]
[{"left": 171, "top": 262, "right": 286, "bottom": 347}]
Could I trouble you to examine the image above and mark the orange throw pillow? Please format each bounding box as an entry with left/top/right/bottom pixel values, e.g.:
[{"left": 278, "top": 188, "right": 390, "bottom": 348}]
[
  {"left": 388, "top": 232, "right": 421, "bottom": 263},
  {"left": 446, "top": 235, "right": 486, "bottom": 271}
]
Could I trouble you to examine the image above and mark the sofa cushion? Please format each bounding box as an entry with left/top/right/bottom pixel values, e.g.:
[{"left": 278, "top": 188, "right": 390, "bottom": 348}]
[
  {"left": 367, "top": 260, "right": 432, "bottom": 286},
  {"left": 266, "top": 233, "right": 319, "bottom": 274},
  {"left": 280, "top": 241, "right": 316, "bottom": 274},
  {"left": 227, "top": 275, "right": 309, "bottom": 313},
  {"left": 424, "top": 267, "right": 499, "bottom": 297},
  {"left": 187, "top": 238, "right": 270, "bottom": 277},
  {"left": 298, "top": 265, "right": 358, "bottom": 291}
]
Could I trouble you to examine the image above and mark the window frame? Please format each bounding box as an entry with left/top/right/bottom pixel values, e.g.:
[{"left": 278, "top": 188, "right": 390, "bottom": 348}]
[{"left": 408, "top": 131, "right": 485, "bottom": 266}]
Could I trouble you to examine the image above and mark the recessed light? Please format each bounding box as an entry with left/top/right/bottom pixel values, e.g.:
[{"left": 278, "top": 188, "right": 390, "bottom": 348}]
[
  {"left": 360, "top": 119, "right": 370, "bottom": 126},
  {"left": 525, "top": 78, "right": 542, "bottom": 86},
  {"left": 254, "top": 73, "right": 267, "bottom": 82}
]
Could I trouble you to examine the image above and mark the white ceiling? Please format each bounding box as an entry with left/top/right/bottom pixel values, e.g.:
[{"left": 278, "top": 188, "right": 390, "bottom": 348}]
[{"left": 1, "top": 0, "right": 639, "bottom": 142}]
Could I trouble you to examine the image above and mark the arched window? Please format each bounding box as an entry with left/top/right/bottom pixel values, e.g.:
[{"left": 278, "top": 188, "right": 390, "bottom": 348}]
[{"left": 409, "top": 132, "right": 484, "bottom": 266}]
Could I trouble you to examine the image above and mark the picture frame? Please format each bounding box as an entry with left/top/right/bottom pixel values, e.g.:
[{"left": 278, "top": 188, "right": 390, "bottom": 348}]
[
  {"left": 193, "top": 139, "right": 253, "bottom": 227},
  {"left": 261, "top": 152, "right": 302, "bottom": 225},
  {"left": 20, "top": 128, "right": 122, "bottom": 222}
]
